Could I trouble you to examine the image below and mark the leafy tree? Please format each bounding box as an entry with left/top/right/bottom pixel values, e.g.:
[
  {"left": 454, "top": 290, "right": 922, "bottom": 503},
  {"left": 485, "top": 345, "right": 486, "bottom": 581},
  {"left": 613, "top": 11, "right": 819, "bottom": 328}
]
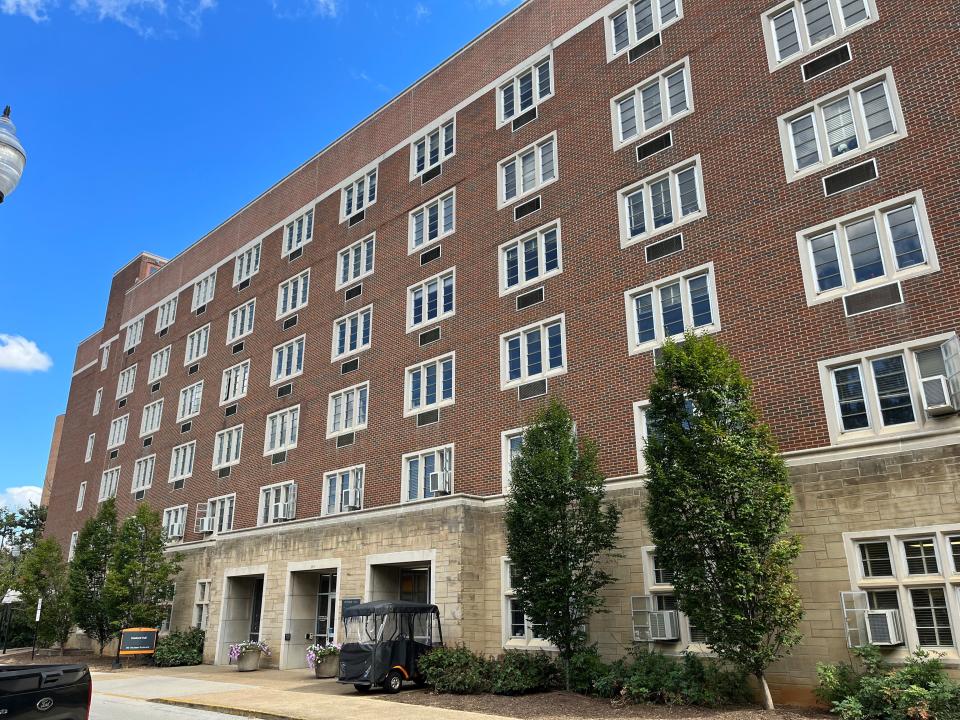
[
  {"left": 15, "top": 538, "right": 72, "bottom": 652},
  {"left": 504, "top": 399, "right": 621, "bottom": 690},
  {"left": 644, "top": 334, "right": 803, "bottom": 710},
  {"left": 104, "top": 504, "right": 181, "bottom": 629},
  {"left": 68, "top": 498, "right": 118, "bottom": 654},
  {"left": 0, "top": 503, "right": 47, "bottom": 555}
]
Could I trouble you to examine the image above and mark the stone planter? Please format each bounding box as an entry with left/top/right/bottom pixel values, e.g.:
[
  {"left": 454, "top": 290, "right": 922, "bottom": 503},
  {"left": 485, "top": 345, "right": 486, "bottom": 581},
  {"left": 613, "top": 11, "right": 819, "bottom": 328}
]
[
  {"left": 313, "top": 654, "right": 339, "bottom": 679},
  {"left": 237, "top": 649, "right": 262, "bottom": 672}
]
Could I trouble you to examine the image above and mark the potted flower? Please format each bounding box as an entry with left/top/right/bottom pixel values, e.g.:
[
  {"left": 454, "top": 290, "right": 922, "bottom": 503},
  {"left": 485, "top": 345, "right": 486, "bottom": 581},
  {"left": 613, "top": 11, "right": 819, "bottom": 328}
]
[
  {"left": 229, "top": 640, "right": 271, "bottom": 672},
  {"left": 306, "top": 642, "right": 341, "bottom": 678}
]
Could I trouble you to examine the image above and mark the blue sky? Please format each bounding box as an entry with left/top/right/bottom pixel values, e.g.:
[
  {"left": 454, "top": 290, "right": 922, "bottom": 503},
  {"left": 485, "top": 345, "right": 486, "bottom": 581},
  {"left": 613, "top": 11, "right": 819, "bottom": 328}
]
[{"left": 0, "top": 0, "right": 523, "bottom": 509}]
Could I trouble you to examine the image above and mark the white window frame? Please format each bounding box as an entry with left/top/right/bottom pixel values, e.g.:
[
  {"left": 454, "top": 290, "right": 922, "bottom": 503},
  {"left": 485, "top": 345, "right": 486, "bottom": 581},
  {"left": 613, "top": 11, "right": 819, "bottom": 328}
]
[
  {"left": 191, "top": 271, "right": 216, "bottom": 311},
  {"left": 177, "top": 381, "right": 204, "bottom": 422},
  {"left": 624, "top": 262, "right": 721, "bottom": 354},
  {"left": 496, "top": 54, "right": 553, "bottom": 127},
  {"left": 500, "top": 427, "right": 526, "bottom": 494},
  {"left": 501, "top": 558, "right": 554, "bottom": 649},
  {"left": 610, "top": 57, "right": 693, "bottom": 149},
  {"left": 163, "top": 504, "right": 188, "bottom": 542},
  {"left": 123, "top": 317, "right": 144, "bottom": 352},
  {"left": 193, "top": 579, "right": 211, "bottom": 628},
  {"left": 406, "top": 268, "right": 456, "bottom": 333},
  {"left": 276, "top": 269, "right": 310, "bottom": 320},
  {"left": 220, "top": 360, "right": 250, "bottom": 405},
  {"left": 100, "top": 344, "right": 110, "bottom": 371},
  {"left": 335, "top": 233, "right": 376, "bottom": 290},
  {"left": 604, "top": 0, "right": 684, "bottom": 62},
  {"left": 322, "top": 465, "right": 365, "bottom": 516},
  {"left": 340, "top": 166, "right": 378, "bottom": 222},
  {"left": 212, "top": 424, "right": 243, "bottom": 471},
  {"left": 205, "top": 494, "right": 235, "bottom": 535},
  {"left": 93, "top": 388, "right": 103, "bottom": 416},
  {"left": 233, "top": 241, "right": 261, "bottom": 286},
  {"left": 84, "top": 433, "right": 95, "bottom": 463},
  {"left": 498, "top": 219, "right": 563, "bottom": 296},
  {"left": 263, "top": 404, "right": 300, "bottom": 456},
  {"left": 634, "top": 546, "right": 704, "bottom": 647},
  {"left": 797, "top": 191, "right": 938, "bottom": 307},
  {"left": 497, "top": 132, "right": 558, "bottom": 209},
  {"left": 140, "top": 398, "right": 164, "bottom": 437},
  {"left": 155, "top": 295, "right": 178, "bottom": 334},
  {"left": 272, "top": 335, "right": 305, "bottom": 386},
  {"left": 499, "top": 314, "right": 568, "bottom": 390},
  {"left": 98, "top": 467, "right": 120, "bottom": 502},
  {"left": 116, "top": 364, "right": 137, "bottom": 399},
  {"left": 148, "top": 346, "right": 171, "bottom": 384},
  {"left": 107, "top": 415, "right": 129, "bottom": 449},
  {"left": 404, "top": 352, "right": 456, "bottom": 416},
  {"left": 282, "top": 208, "right": 314, "bottom": 258},
  {"left": 326, "top": 382, "right": 369, "bottom": 439},
  {"left": 226, "top": 299, "right": 256, "bottom": 344},
  {"left": 331, "top": 305, "right": 373, "bottom": 362},
  {"left": 168, "top": 441, "right": 196, "bottom": 483},
  {"left": 617, "top": 154, "right": 706, "bottom": 248},
  {"left": 131, "top": 454, "right": 156, "bottom": 493},
  {"left": 401, "top": 444, "right": 454, "bottom": 503},
  {"left": 410, "top": 116, "right": 456, "bottom": 179},
  {"left": 408, "top": 188, "right": 456, "bottom": 254},
  {"left": 778, "top": 68, "right": 906, "bottom": 182},
  {"left": 761, "top": 0, "right": 879, "bottom": 72},
  {"left": 257, "top": 480, "right": 298, "bottom": 525},
  {"left": 68, "top": 532, "right": 78, "bottom": 562},
  {"left": 633, "top": 400, "right": 652, "bottom": 477},
  {"left": 76, "top": 482, "right": 86, "bottom": 512},
  {"left": 184, "top": 324, "right": 211, "bottom": 365}
]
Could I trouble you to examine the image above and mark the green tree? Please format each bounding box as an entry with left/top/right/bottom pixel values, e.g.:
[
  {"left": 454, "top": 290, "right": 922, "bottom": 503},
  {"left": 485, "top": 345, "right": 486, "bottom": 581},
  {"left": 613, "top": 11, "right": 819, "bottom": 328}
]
[
  {"left": 644, "top": 334, "right": 803, "bottom": 710},
  {"left": 504, "top": 399, "right": 621, "bottom": 689},
  {"left": 15, "top": 538, "right": 73, "bottom": 653},
  {"left": 104, "top": 504, "right": 181, "bottom": 629},
  {"left": 68, "top": 498, "right": 118, "bottom": 654}
]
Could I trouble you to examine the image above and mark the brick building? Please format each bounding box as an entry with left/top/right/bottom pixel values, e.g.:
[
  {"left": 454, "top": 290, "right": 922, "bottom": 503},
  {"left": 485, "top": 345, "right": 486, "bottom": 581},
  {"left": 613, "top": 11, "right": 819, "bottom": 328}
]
[{"left": 43, "top": 0, "right": 960, "bottom": 703}]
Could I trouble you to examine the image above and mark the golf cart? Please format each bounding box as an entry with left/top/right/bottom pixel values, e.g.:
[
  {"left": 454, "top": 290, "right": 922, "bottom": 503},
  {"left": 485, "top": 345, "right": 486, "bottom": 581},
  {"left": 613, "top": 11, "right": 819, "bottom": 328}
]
[{"left": 338, "top": 600, "right": 443, "bottom": 693}]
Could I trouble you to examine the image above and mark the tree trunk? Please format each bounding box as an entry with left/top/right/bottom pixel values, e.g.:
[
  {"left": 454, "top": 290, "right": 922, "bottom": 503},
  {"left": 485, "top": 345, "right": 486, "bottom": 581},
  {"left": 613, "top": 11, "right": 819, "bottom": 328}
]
[{"left": 757, "top": 672, "right": 774, "bottom": 710}]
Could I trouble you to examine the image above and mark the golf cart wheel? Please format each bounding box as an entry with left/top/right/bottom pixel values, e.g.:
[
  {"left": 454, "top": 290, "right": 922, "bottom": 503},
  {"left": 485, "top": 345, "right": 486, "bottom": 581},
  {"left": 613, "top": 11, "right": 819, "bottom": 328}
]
[
  {"left": 383, "top": 669, "right": 404, "bottom": 693},
  {"left": 354, "top": 684, "right": 372, "bottom": 693}
]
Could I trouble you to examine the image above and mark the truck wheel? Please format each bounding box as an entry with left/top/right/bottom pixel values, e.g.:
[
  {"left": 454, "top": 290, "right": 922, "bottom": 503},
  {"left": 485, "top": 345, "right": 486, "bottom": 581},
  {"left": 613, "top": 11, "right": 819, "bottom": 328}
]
[
  {"left": 383, "top": 669, "right": 404, "bottom": 694},
  {"left": 354, "top": 684, "right": 371, "bottom": 693}
]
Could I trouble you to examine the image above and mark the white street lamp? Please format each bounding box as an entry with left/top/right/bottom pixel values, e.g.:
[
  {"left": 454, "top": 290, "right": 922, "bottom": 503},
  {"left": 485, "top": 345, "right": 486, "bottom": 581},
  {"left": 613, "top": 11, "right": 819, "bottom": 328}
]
[{"left": 0, "top": 107, "right": 27, "bottom": 204}]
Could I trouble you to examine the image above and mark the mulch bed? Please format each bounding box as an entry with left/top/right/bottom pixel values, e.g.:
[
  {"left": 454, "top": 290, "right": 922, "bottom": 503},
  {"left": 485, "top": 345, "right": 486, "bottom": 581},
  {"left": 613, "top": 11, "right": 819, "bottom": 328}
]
[
  {"left": 0, "top": 649, "right": 149, "bottom": 672},
  {"left": 380, "top": 689, "right": 830, "bottom": 719}
]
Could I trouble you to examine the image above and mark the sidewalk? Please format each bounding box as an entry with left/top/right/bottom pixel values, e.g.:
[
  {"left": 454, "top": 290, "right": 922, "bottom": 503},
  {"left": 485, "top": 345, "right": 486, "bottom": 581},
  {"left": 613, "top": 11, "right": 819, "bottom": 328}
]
[{"left": 92, "top": 664, "right": 510, "bottom": 720}]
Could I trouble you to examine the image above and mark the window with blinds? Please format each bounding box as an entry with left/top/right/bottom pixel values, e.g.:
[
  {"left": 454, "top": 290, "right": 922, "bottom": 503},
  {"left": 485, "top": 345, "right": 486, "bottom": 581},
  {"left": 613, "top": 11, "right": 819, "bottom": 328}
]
[
  {"left": 498, "top": 57, "right": 552, "bottom": 124},
  {"left": 107, "top": 415, "right": 129, "bottom": 449},
  {"left": 499, "top": 134, "right": 557, "bottom": 207},
  {"left": 409, "top": 190, "right": 455, "bottom": 252},
  {"left": 617, "top": 156, "right": 705, "bottom": 248},
  {"left": 612, "top": 58, "right": 691, "bottom": 147},
  {"left": 763, "top": 0, "right": 876, "bottom": 70},
  {"left": 116, "top": 364, "right": 137, "bottom": 399},
  {"left": 131, "top": 455, "right": 156, "bottom": 492},
  {"left": 607, "top": 0, "right": 682, "bottom": 60}
]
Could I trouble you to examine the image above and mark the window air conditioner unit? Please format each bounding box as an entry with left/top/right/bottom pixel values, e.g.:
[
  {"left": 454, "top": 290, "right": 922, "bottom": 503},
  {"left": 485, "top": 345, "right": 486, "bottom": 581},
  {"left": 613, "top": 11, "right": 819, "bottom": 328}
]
[
  {"left": 196, "top": 516, "right": 216, "bottom": 534},
  {"left": 428, "top": 471, "right": 452, "bottom": 496},
  {"left": 921, "top": 376, "right": 956, "bottom": 416},
  {"left": 649, "top": 610, "right": 680, "bottom": 641},
  {"left": 343, "top": 487, "right": 361, "bottom": 511},
  {"left": 865, "top": 610, "right": 904, "bottom": 646},
  {"left": 167, "top": 523, "right": 185, "bottom": 539}
]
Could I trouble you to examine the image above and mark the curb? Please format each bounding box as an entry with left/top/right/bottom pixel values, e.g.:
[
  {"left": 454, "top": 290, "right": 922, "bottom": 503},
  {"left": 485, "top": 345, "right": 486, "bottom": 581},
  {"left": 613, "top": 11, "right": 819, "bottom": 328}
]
[{"left": 151, "top": 698, "right": 307, "bottom": 720}]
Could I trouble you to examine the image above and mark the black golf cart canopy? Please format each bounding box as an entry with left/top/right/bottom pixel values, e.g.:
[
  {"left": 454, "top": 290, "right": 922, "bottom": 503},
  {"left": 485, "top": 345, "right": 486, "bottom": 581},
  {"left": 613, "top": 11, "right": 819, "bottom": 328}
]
[{"left": 342, "top": 601, "right": 439, "bottom": 618}]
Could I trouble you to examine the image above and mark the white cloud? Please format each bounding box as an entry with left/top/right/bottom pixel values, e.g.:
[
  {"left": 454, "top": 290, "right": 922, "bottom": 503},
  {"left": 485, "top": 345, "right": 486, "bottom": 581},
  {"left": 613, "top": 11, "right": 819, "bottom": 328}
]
[
  {"left": 414, "top": 2, "right": 429, "bottom": 19},
  {"left": 0, "top": 0, "right": 54, "bottom": 21},
  {"left": 271, "top": 0, "right": 337, "bottom": 19},
  {"left": 1, "top": 0, "right": 215, "bottom": 33},
  {"left": 0, "top": 486, "right": 43, "bottom": 510},
  {"left": 0, "top": 334, "right": 53, "bottom": 373}
]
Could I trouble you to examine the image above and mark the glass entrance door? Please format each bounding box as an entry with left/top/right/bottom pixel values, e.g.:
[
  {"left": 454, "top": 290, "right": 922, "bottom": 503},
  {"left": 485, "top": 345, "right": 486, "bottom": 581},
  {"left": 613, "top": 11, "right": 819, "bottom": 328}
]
[
  {"left": 249, "top": 577, "right": 264, "bottom": 642},
  {"left": 315, "top": 573, "right": 337, "bottom": 645},
  {"left": 399, "top": 568, "right": 429, "bottom": 603}
]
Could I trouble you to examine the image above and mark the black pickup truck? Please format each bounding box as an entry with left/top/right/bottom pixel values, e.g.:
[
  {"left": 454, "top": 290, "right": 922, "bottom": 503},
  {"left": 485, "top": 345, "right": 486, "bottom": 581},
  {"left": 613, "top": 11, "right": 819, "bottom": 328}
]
[{"left": 0, "top": 664, "right": 91, "bottom": 719}]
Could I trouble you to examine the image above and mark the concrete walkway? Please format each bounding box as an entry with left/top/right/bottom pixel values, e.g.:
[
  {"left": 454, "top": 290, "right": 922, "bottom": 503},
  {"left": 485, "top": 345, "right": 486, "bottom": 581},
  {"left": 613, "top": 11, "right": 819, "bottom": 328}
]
[{"left": 92, "top": 665, "right": 509, "bottom": 720}]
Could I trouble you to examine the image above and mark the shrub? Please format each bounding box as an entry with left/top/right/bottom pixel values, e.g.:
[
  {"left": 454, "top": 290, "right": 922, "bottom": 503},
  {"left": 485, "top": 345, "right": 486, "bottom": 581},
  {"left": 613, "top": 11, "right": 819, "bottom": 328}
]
[
  {"left": 419, "top": 646, "right": 492, "bottom": 694},
  {"left": 491, "top": 651, "right": 558, "bottom": 695},
  {"left": 154, "top": 628, "right": 205, "bottom": 667},
  {"left": 621, "top": 649, "right": 749, "bottom": 707},
  {"left": 567, "top": 646, "right": 613, "bottom": 696}
]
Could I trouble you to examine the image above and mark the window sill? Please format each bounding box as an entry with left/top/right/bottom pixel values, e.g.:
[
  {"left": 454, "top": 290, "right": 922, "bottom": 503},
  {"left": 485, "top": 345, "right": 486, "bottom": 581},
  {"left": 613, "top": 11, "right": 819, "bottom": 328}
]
[
  {"left": 330, "top": 346, "right": 370, "bottom": 364},
  {"left": 262, "top": 447, "right": 297, "bottom": 457},
  {"left": 503, "top": 639, "right": 556, "bottom": 652},
  {"left": 403, "top": 399, "right": 455, "bottom": 419},
  {"left": 606, "top": 20, "right": 680, "bottom": 64},
  {"left": 765, "top": 18, "right": 879, "bottom": 74},
  {"left": 831, "top": 416, "right": 960, "bottom": 447},
  {"left": 335, "top": 272, "right": 374, "bottom": 292},
  {"left": 496, "top": 95, "right": 553, "bottom": 130},
  {"left": 628, "top": 324, "right": 721, "bottom": 357},
  {"left": 407, "top": 313, "right": 455, "bottom": 335},
  {"left": 620, "top": 210, "right": 706, "bottom": 250},
  {"left": 499, "top": 269, "right": 562, "bottom": 298},
  {"left": 325, "top": 427, "right": 367, "bottom": 441},
  {"left": 408, "top": 233, "right": 453, "bottom": 257},
  {"left": 805, "top": 265, "right": 937, "bottom": 307},
  {"left": 498, "top": 177, "right": 557, "bottom": 211},
  {"left": 501, "top": 367, "right": 567, "bottom": 392},
  {"left": 613, "top": 110, "right": 692, "bottom": 153},
  {"left": 785, "top": 133, "right": 905, "bottom": 184}
]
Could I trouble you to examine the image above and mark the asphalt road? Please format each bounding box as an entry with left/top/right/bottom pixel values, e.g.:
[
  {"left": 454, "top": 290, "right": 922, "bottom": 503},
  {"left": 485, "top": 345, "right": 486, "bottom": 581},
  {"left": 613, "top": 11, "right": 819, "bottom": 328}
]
[{"left": 92, "top": 694, "right": 242, "bottom": 720}]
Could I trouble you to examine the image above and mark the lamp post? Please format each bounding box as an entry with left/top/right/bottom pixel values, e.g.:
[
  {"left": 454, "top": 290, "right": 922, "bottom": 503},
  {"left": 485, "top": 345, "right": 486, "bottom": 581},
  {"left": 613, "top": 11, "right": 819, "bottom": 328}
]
[{"left": 0, "top": 106, "right": 27, "bottom": 204}]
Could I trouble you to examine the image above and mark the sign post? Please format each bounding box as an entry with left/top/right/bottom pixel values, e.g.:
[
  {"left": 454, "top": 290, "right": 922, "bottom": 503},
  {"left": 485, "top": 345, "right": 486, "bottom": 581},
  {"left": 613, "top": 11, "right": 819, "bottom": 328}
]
[
  {"left": 115, "top": 627, "right": 158, "bottom": 669},
  {"left": 30, "top": 597, "right": 42, "bottom": 660}
]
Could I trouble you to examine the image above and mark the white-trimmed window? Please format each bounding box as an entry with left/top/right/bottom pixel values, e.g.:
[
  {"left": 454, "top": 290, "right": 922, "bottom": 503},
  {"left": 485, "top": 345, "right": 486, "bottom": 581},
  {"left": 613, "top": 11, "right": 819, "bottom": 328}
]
[
  {"left": 233, "top": 242, "right": 261, "bottom": 286},
  {"left": 499, "top": 221, "right": 562, "bottom": 295},
  {"left": 168, "top": 441, "right": 196, "bottom": 483},
  {"left": 624, "top": 263, "right": 720, "bottom": 354},
  {"left": 336, "top": 234, "right": 375, "bottom": 289},
  {"left": 264, "top": 405, "right": 300, "bottom": 455},
  {"left": 617, "top": 155, "right": 705, "bottom": 248},
  {"left": 499, "top": 134, "right": 557, "bottom": 207},
  {"left": 612, "top": 58, "right": 691, "bottom": 148},
  {"left": 203, "top": 494, "right": 235, "bottom": 535},
  {"left": 500, "top": 428, "right": 526, "bottom": 493},
  {"left": 212, "top": 425, "right": 243, "bottom": 470},
  {"left": 405, "top": 353, "right": 454, "bottom": 416},
  {"left": 500, "top": 314, "right": 567, "bottom": 389},
  {"left": 407, "top": 268, "right": 455, "bottom": 332},
  {"left": 633, "top": 400, "right": 653, "bottom": 476},
  {"left": 68, "top": 532, "right": 78, "bottom": 562},
  {"left": 502, "top": 560, "right": 549, "bottom": 648},
  {"left": 107, "top": 415, "right": 129, "bottom": 449},
  {"left": 277, "top": 269, "right": 310, "bottom": 319},
  {"left": 341, "top": 167, "right": 378, "bottom": 220},
  {"left": 402, "top": 444, "right": 453, "bottom": 502},
  {"left": 409, "top": 189, "right": 455, "bottom": 253},
  {"left": 323, "top": 465, "right": 364, "bottom": 515},
  {"left": 184, "top": 324, "right": 210, "bottom": 365},
  {"left": 798, "top": 192, "right": 937, "bottom": 306},
  {"left": 763, "top": 0, "right": 877, "bottom": 71},
  {"left": 220, "top": 360, "right": 250, "bottom": 405},
  {"left": 155, "top": 296, "right": 178, "bottom": 334},
  {"left": 191, "top": 271, "right": 216, "bottom": 311},
  {"left": 283, "top": 208, "right": 314, "bottom": 257},
  {"left": 177, "top": 381, "right": 203, "bottom": 422},
  {"left": 327, "top": 382, "right": 369, "bottom": 438},
  {"left": 606, "top": 0, "right": 683, "bottom": 60},
  {"left": 76, "top": 482, "right": 86, "bottom": 511},
  {"left": 140, "top": 399, "right": 163, "bottom": 437},
  {"left": 412, "top": 118, "right": 455, "bottom": 178},
  {"left": 498, "top": 56, "right": 552, "bottom": 125},
  {"left": 226, "top": 299, "right": 256, "bottom": 344},
  {"left": 148, "top": 346, "right": 171, "bottom": 383},
  {"left": 193, "top": 580, "right": 211, "bottom": 628},
  {"left": 100, "top": 344, "right": 110, "bottom": 371},
  {"left": 631, "top": 546, "right": 702, "bottom": 645},
  {"left": 272, "top": 336, "right": 305, "bottom": 385},
  {"left": 332, "top": 306, "right": 372, "bottom": 361},
  {"left": 131, "top": 455, "right": 156, "bottom": 493},
  {"left": 819, "top": 334, "right": 960, "bottom": 444},
  {"left": 98, "top": 467, "right": 120, "bottom": 502},
  {"left": 163, "top": 505, "right": 188, "bottom": 541},
  {"left": 124, "top": 317, "right": 144, "bottom": 352},
  {"left": 258, "top": 481, "right": 297, "bottom": 525},
  {"left": 116, "top": 365, "right": 137, "bottom": 399},
  {"left": 779, "top": 68, "right": 904, "bottom": 181},
  {"left": 93, "top": 388, "right": 102, "bottom": 416}
]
